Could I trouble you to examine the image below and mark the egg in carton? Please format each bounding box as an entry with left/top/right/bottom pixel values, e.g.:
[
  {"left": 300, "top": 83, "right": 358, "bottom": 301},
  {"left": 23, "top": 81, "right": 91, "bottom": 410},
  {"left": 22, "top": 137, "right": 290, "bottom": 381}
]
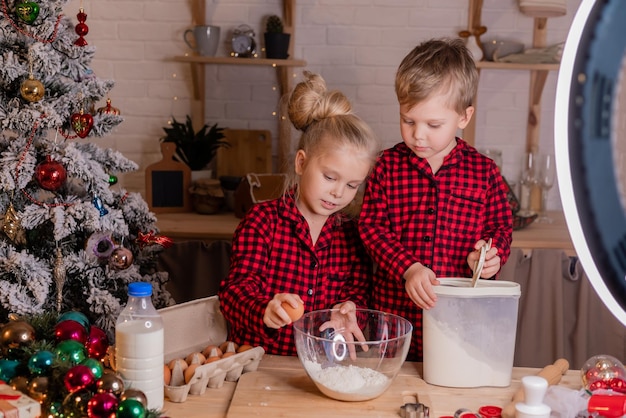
[{"left": 159, "top": 296, "right": 265, "bottom": 403}]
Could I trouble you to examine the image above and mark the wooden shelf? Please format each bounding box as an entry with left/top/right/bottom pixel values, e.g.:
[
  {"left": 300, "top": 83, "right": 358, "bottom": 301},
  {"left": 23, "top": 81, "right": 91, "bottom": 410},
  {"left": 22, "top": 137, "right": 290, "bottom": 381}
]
[
  {"left": 177, "top": 0, "right": 305, "bottom": 173},
  {"left": 464, "top": 0, "right": 558, "bottom": 154},
  {"left": 172, "top": 55, "right": 306, "bottom": 67},
  {"left": 475, "top": 61, "right": 559, "bottom": 71}
]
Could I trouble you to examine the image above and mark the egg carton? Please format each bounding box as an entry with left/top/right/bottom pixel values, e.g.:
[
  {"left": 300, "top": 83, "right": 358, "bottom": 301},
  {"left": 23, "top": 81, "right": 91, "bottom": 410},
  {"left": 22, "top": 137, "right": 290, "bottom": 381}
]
[
  {"left": 164, "top": 346, "right": 264, "bottom": 402},
  {"left": 159, "top": 296, "right": 265, "bottom": 403}
]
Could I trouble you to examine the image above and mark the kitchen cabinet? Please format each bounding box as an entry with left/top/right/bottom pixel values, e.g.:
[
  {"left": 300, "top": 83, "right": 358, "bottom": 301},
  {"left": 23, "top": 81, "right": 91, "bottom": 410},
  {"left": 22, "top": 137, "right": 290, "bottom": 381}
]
[
  {"left": 172, "top": 0, "right": 306, "bottom": 172},
  {"left": 464, "top": 0, "right": 560, "bottom": 154}
]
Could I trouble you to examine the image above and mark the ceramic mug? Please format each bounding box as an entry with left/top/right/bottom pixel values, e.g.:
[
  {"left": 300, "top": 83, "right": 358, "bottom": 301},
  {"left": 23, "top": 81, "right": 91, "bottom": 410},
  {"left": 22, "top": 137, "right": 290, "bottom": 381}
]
[{"left": 184, "top": 25, "right": 220, "bottom": 56}]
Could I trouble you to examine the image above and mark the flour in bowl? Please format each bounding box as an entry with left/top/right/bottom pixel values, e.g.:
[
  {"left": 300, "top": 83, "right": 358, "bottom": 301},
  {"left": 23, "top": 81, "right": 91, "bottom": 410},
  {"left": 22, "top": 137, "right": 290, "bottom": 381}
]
[{"left": 303, "top": 359, "right": 389, "bottom": 394}]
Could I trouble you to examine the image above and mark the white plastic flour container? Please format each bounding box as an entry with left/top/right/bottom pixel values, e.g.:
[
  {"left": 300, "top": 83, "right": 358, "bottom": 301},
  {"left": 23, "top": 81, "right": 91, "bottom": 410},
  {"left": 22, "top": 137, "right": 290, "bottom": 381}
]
[{"left": 423, "top": 278, "right": 521, "bottom": 388}]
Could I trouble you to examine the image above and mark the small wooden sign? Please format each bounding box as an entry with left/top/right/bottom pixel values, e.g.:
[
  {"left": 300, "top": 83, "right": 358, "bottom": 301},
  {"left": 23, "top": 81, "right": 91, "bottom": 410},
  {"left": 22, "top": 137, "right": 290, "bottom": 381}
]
[{"left": 145, "top": 143, "right": 192, "bottom": 213}]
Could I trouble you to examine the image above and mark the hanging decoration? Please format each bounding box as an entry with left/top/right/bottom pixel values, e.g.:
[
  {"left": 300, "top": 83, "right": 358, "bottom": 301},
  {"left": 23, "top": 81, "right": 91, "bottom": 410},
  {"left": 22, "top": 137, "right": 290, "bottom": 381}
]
[
  {"left": 34, "top": 155, "right": 67, "bottom": 191},
  {"left": 1, "top": 202, "right": 26, "bottom": 245},
  {"left": 20, "top": 48, "right": 45, "bottom": 102},
  {"left": 74, "top": 7, "right": 88, "bottom": 46},
  {"left": 70, "top": 108, "right": 94, "bottom": 138},
  {"left": 92, "top": 195, "right": 108, "bottom": 216},
  {"left": 109, "top": 246, "right": 134, "bottom": 270},
  {"left": 15, "top": 1, "right": 39, "bottom": 24},
  {"left": 86, "top": 231, "right": 115, "bottom": 260},
  {"left": 53, "top": 246, "right": 66, "bottom": 312},
  {"left": 136, "top": 231, "right": 174, "bottom": 250},
  {"left": 97, "top": 97, "right": 120, "bottom": 115},
  {"left": 108, "top": 174, "right": 118, "bottom": 185}
]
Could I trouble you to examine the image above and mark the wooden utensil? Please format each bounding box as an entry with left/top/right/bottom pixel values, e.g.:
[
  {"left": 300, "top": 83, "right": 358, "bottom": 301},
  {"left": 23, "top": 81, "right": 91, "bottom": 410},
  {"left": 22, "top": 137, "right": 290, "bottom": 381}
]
[{"left": 501, "top": 358, "right": 570, "bottom": 418}]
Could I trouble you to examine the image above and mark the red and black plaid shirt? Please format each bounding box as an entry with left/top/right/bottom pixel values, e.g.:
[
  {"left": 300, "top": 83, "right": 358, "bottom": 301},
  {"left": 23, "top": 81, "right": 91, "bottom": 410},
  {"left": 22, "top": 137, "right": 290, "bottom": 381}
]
[
  {"left": 359, "top": 139, "right": 513, "bottom": 361},
  {"left": 218, "top": 193, "right": 372, "bottom": 356}
]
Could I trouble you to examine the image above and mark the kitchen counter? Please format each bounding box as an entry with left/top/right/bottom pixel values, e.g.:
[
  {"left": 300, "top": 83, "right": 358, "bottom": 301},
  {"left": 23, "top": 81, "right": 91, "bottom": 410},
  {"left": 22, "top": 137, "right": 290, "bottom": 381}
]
[
  {"left": 156, "top": 210, "right": 575, "bottom": 255},
  {"left": 161, "top": 355, "right": 582, "bottom": 418}
]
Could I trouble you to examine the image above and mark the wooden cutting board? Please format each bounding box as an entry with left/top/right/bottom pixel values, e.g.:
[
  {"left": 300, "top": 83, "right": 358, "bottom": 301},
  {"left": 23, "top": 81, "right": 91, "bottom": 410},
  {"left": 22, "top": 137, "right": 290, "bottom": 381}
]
[
  {"left": 216, "top": 129, "right": 273, "bottom": 177},
  {"left": 226, "top": 369, "right": 429, "bottom": 418}
]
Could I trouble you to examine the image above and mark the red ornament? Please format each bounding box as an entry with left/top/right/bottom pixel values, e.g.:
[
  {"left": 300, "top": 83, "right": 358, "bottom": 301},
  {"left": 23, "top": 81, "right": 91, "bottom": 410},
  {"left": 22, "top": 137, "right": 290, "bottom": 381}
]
[
  {"left": 74, "top": 8, "right": 88, "bottom": 46},
  {"left": 85, "top": 326, "right": 109, "bottom": 361},
  {"left": 64, "top": 364, "right": 95, "bottom": 393},
  {"left": 87, "top": 392, "right": 119, "bottom": 418},
  {"left": 34, "top": 156, "right": 67, "bottom": 191},
  {"left": 71, "top": 110, "right": 94, "bottom": 138},
  {"left": 54, "top": 320, "right": 88, "bottom": 345},
  {"left": 136, "top": 231, "right": 174, "bottom": 250}
]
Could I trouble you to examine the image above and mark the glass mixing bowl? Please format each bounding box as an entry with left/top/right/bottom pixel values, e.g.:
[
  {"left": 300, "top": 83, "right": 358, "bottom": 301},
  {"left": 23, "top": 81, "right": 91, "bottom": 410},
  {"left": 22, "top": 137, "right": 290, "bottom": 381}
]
[{"left": 293, "top": 308, "right": 412, "bottom": 401}]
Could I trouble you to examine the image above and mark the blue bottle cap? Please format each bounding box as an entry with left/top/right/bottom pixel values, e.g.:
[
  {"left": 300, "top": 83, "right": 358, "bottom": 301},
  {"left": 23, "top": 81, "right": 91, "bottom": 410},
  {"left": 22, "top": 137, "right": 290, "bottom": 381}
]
[{"left": 128, "top": 282, "right": 152, "bottom": 297}]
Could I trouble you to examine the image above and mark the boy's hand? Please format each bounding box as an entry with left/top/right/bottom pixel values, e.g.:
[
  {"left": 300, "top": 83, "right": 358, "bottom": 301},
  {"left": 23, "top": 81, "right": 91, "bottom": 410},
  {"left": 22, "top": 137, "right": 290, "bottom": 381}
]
[
  {"left": 263, "top": 293, "right": 304, "bottom": 329},
  {"left": 403, "top": 262, "right": 439, "bottom": 309},
  {"left": 467, "top": 239, "right": 501, "bottom": 278}
]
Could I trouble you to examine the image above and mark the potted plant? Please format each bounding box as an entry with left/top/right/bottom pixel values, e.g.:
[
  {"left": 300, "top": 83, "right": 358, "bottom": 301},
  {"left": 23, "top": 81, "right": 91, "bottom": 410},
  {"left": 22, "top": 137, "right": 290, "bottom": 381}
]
[
  {"left": 264, "top": 14, "right": 290, "bottom": 59},
  {"left": 160, "top": 115, "right": 229, "bottom": 175}
]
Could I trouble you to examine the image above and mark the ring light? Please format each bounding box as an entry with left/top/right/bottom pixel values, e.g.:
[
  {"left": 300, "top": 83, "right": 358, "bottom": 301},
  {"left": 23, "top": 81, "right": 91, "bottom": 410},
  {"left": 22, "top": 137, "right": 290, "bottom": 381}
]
[{"left": 555, "top": 0, "right": 626, "bottom": 326}]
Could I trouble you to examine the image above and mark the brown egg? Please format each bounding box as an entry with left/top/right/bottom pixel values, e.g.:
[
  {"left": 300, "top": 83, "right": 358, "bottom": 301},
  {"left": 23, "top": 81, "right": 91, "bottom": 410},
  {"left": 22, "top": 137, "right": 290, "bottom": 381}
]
[
  {"left": 204, "top": 355, "right": 221, "bottom": 364},
  {"left": 237, "top": 344, "right": 254, "bottom": 353},
  {"left": 219, "top": 341, "right": 239, "bottom": 353},
  {"left": 167, "top": 358, "right": 187, "bottom": 372},
  {"left": 202, "top": 345, "right": 223, "bottom": 358},
  {"left": 184, "top": 364, "right": 200, "bottom": 384},
  {"left": 163, "top": 364, "right": 172, "bottom": 385},
  {"left": 185, "top": 352, "right": 206, "bottom": 365},
  {"left": 221, "top": 352, "right": 236, "bottom": 359},
  {"left": 281, "top": 300, "right": 304, "bottom": 321}
]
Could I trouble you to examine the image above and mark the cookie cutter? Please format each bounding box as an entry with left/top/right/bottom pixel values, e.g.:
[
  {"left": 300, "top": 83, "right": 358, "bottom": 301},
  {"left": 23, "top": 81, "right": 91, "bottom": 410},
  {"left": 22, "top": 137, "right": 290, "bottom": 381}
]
[{"left": 399, "top": 402, "right": 429, "bottom": 418}]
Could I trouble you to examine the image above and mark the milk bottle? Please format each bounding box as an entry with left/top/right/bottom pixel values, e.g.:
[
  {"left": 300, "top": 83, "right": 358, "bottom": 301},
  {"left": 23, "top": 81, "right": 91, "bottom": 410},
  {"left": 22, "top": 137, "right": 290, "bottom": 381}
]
[{"left": 115, "top": 282, "right": 164, "bottom": 410}]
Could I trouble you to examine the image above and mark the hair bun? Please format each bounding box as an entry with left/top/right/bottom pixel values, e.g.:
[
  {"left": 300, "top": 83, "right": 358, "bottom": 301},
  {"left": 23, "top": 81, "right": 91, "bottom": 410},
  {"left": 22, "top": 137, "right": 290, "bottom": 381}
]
[{"left": 288, "top": 71, "right": 352, "bottom": 131}]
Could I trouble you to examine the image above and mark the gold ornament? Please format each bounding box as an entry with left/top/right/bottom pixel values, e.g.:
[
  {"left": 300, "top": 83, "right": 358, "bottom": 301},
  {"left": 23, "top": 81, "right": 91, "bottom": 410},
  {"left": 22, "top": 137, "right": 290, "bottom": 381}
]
[
  {"left": 20, "top": 75, "right": 45, "bottom": 102},
  {"left": 97, "top": 98, "right": 121, "bottom": 115},
  {"left": 1, "top": 203, "right": 26, "bottom": 245},
  {"left": 54, "top": 247, "right": 66, "bottom": 312}
]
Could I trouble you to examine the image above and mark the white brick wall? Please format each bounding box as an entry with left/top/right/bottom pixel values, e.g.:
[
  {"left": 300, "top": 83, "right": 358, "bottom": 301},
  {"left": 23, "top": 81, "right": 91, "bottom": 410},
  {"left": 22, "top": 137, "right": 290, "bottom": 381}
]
[{"left": 67, "top": 0, "right": 582, "bottom": 210}]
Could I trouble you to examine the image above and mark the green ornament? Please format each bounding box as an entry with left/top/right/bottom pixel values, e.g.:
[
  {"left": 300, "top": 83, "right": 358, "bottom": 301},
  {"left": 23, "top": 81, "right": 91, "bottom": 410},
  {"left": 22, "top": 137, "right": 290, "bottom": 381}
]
[
  {"left": 58, "top": 311, "right": 90, "bottom": 332},
  {"left": 15, "top": 1, "right": 39, "bottom": 24},
  {"left": 55, "top": 339, "right": 87, "bottom": 365},
  {"left": 116, "top": 398, "right": 146, "bottom": 418},
  {"left": 81, "top": 357, "right": 104, "bottom": 379},
  {"left": 0, "top": 359, "right": 20, "bottom": 382},
  {"left": 28, "top": 350, "right": 55, "bottom": 375},
  {"left": 108, "top": 174, "right": 118, "bottom": 185},
  {"left": 46, "top": 401, "right": 63, "bottom": 417}
]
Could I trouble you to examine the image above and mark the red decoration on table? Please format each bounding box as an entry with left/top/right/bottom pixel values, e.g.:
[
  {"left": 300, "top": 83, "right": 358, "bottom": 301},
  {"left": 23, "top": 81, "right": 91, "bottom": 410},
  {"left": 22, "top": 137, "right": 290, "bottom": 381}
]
[
  {"left": 74, "top": 8, "right": 88, "bottom": 46},
  {"left": 71, "top": 109, "right": 93, "bottom": 138},
  {"left": 34, "top": 156, "right": 67, "bottom": 191},
  {"left": 54, "top": 320, "right": 88, "bottom": 345},
  {"left": 136, "top": 231, "right": 174, "bottom": 250},
  {"left": 85, "top": 326, "right": 109, "bottom": 361}
]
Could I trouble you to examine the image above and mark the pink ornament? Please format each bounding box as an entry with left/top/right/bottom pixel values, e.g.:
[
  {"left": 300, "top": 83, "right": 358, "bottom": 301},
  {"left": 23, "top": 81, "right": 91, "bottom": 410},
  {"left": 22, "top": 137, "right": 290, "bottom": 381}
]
[
  {"left": 86, "top": 326, "right": 109, "bottom": 360},
  {"left": 55, "top": 320, "right": 88, "bottom": 344},
  {"left": 64, "top": 364, "right": 96, "bottom": 393},
  {"left": 87, "top": 392, "right": 119, "bottom": 418}
]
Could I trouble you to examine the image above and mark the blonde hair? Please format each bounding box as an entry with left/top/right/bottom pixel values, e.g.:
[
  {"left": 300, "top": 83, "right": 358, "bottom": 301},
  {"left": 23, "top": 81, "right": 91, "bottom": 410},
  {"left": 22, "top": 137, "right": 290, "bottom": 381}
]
[
  {"left": 395, "top": 38, "right": 478, "bottom": 114},
  {"left": 284, "top": 71, "right": 381, "bottom": 216}
]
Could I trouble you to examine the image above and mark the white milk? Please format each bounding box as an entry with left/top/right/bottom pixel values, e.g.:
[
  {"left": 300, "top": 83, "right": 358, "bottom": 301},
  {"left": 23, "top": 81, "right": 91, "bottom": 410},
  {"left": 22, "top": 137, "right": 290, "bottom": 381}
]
[{"left": 116, "top": 320, "right": 164, "bottom": 410}]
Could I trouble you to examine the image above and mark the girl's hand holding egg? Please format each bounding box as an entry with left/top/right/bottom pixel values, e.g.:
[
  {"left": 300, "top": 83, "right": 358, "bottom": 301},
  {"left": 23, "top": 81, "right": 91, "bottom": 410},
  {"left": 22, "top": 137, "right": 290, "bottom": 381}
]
[{"left": 263, "top": 294, "right": 305, "bottom": 328}]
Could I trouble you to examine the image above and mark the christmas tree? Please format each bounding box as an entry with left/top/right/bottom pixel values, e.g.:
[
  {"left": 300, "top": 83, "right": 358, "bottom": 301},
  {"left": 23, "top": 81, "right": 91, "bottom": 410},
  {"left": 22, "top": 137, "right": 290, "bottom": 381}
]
[{"left": 0, "top": 0, "right": 174, "bottom": 339}]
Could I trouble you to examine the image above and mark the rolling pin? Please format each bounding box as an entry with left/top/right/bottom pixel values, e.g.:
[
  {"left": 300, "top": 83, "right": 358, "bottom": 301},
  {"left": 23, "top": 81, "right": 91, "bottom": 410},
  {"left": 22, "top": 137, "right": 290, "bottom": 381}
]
[{"left": 501, "top": 358, "right": 570, "bottom": 418}]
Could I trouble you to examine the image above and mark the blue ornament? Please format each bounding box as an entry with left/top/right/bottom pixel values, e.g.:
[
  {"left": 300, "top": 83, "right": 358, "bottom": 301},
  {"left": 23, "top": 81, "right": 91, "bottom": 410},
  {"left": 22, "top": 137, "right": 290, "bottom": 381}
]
[
  {"left": 92, "top": 196, "right": 108, "bottom": 216},
  {"left": 0, "top": 359, "right": 20, "bottom": 381},
  {"left": 28, "top": 350, "right": 55, "bottom": 375},
  {"left": 58, "top": 311, "right": 90, "bottom": 332}
]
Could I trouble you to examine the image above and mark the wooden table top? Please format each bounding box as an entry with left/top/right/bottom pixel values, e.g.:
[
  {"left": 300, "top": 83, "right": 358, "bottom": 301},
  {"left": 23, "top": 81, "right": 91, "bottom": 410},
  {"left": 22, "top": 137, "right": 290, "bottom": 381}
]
[
  {"left": 155, "top": 210, "right": 575, "bottom": 254},
  {"left": 161, "top": 355, "right": 582, "bottom": 418}
]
